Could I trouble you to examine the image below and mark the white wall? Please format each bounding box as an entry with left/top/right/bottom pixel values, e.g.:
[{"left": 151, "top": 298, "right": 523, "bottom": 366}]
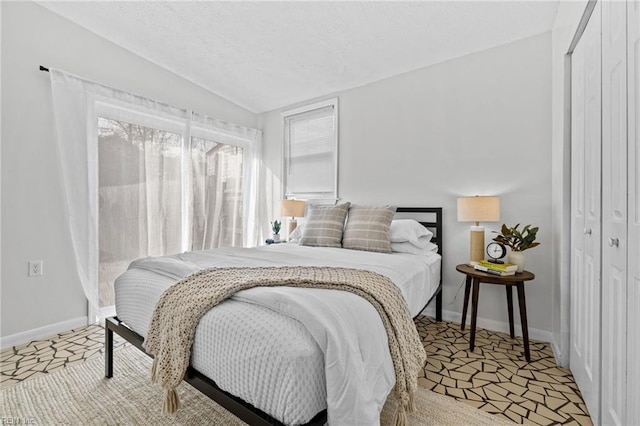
[
  {"left": 0, "top": 2, "right": 257, "bottom": 341},
  {"left": 259, "top": 33, "right": 554, "bottom": 336},
  {"left": 550, "top": 0, "right": 589, "bottom": 367},
  {"left": 0, "top": 1, "right": 3, "bottom": 346}
]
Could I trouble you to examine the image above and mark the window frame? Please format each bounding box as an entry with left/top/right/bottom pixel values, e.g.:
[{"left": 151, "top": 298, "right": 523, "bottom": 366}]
[{"left": 282, "top": 97, "right": 339, "bottom": 203}]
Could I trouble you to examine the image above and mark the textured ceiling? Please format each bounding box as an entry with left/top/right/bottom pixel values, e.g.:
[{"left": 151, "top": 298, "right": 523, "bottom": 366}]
[{"left": 39, "top": 1, "right": 559, "bottom": 114}]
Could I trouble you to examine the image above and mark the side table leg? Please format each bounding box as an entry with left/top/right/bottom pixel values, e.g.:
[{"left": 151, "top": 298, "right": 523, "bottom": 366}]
[
  {"left": 470, "top": 278, "right": 480, "bottom": 352},
  {"left": 516, "top": 282, "right": 531, "bottom": 362},
  {"left": 506, "top": 285, "right": 515, "bottom": 338},
  {"left": 461, "top": 276, "right": 472, "bottom": 330}
]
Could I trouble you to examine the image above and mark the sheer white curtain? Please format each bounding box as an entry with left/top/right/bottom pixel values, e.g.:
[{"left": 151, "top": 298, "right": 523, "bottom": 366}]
[
  {"left": 49, "top": 69, "right": 261, "bottom": 320},
  {"left": 96, "top": 117, "right": 183, "bottom": 308},
  {"left": 190, "top": 138, "right": 243, "bottom": 249},
  {"left": 191, "top": 113, "right": 261, "bottom": 249}
]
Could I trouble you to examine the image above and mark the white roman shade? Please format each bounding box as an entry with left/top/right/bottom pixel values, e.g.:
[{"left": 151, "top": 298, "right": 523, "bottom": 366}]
[{"left": 283, "top": 98, "right": 338, "bottom": 201}]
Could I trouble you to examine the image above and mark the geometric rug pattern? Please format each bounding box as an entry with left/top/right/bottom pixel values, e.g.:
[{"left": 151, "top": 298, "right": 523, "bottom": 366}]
[
  {"left": 1, "top": 317, "right": 592, "bottom": 425},
  {"left": 0, "top": 325, "right": 126, "bottom": 390},
  {"left": 415, "top": 316, "right": 592, "bottom": 425},
  {"left": 0, "top": 345, "right": 513, "bottom": 426}
]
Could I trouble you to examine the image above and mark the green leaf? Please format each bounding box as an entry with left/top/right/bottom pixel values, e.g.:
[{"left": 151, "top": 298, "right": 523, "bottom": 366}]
[{"left": 495, "top": 222, "right": 540, "bottom": 251}]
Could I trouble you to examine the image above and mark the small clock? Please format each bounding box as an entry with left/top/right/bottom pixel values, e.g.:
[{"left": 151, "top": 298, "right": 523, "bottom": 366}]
[{"left": 486, "top": 242, "right": 507, "bottom": 264}]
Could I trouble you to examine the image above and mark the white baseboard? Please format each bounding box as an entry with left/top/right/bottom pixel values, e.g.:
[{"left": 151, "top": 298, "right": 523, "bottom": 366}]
[
  {"left": 422, "top": 307, "right": 553, "bottom": 344},
  {"left": 0, "top": 316, "right": 88, "bottom": 350},
  {"left": 551, "top": 338, "right": 564, "bottom": 366},
  {"left": 551, "top": 331, "right": 570, "bottom": 368}
]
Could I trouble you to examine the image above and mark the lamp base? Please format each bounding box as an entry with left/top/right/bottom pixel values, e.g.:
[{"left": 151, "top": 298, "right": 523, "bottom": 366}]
[
  {"left": 470, "top": 226, "right": 485, "bottom": 263},
  {"left": 288, "top": 219, "right": 298, "bottom": 237}
]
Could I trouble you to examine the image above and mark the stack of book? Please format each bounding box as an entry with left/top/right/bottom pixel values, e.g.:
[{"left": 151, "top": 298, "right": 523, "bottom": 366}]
[{"left": 472, "top": 260, "right": 518, "bottom": 276}]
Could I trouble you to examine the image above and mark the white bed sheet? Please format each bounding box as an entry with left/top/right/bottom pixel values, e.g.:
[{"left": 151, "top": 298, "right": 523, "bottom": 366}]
[{"left": 115, "top": 244, "right": 440, "bottom": 425}]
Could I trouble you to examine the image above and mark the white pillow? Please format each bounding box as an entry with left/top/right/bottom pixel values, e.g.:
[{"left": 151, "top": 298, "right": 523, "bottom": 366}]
[
  {"left": 390, "top": 219, "right": 434, "bottom": 247},
  {"left": 391, "top": 241, "right": 438, "bottom": 255}
]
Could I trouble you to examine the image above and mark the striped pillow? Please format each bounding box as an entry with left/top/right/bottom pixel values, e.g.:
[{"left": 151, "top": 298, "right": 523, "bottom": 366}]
[
  {"left": 342, "top": 205, "right": 397, "bottom": 253},
  {"left": 299, "top": 202, "right": 350, "bottom": 248}
]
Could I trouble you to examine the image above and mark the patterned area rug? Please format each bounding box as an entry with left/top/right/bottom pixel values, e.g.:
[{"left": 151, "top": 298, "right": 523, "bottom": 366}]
[
  {"left": 0, "top": 325, "right": 127, "bottom": 389},
  {"left": 1, "top": 317, "right": 592, "bottom": 425},
  {"left": 415, "top": 317, "right": 592, "bottom": 425},
  {"left": 1, "top": 345, "right": 513, "bottom": 425}
]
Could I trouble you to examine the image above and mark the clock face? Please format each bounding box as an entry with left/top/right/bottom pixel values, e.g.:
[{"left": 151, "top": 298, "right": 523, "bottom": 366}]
[{"left": 487, "top": 242, "right": 507, "bottom": 260}]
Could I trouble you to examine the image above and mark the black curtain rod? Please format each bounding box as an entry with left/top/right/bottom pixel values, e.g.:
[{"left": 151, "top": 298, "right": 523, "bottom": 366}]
[{"left": 39, "top": 65, "right": 49, "bottom": 72}]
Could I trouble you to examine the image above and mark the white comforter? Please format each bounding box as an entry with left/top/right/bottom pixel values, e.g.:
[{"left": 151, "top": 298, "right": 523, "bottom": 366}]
[{"left": 117, "top": 244, "right": 440, "bottom": 425}]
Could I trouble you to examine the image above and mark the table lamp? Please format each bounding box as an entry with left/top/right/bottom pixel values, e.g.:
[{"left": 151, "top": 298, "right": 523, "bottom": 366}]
[
  {"left": 280, "top": 199, "right": 306, "bottom": 237},
  {"left": 457, "top": 196, "right": 500, "bottom": 263}
]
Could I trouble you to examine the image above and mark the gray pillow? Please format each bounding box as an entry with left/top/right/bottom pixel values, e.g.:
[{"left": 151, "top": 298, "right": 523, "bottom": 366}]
[
  {"left": 299, "top": 202, "right": 350, "bottom": 248},
  {"left": 342, "top": 205, "right": 397, "bottom": 253}
]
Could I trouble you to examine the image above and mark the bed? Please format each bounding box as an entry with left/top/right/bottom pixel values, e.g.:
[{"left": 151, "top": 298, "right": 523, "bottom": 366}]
[{"left": 105, "top": 207, "right": 442, "bottom": 426}]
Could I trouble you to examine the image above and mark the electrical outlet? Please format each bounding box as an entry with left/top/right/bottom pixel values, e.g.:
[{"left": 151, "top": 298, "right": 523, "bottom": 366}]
[{"left": 28, "top": 260, "right": 43, "bottom": 277}]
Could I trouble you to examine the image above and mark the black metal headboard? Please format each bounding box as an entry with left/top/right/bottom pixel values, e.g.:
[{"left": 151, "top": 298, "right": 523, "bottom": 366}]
[
  {"left": 395, "top": 207, "right": 443, "bottom": 256},
  {"left": 395, "top": 207, "right": 443, "bottom": 321}
]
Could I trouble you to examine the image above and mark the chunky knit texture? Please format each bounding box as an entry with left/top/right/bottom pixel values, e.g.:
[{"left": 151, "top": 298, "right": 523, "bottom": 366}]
[{"left": 143, "top": 266, "right": 426, "bottom": 424}]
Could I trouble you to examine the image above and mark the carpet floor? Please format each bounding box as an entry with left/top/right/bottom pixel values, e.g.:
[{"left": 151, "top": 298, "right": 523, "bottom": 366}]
[{"left": 0, "top": 344, "right": 514, "bottom": 425}]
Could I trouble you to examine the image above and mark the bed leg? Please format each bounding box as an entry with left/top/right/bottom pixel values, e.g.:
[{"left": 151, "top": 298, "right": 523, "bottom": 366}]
[
  {"left": 105, "top": 319, "right": 113, "bottom": 379},
  {"left": 436, "top": 289, "right": 443, "bottom": 322}
]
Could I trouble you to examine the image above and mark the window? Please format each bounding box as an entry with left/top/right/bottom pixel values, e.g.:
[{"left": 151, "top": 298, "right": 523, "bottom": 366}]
[
  {"left": 97, "top": 118, "right": 183, "bottom": 307},
  {"left": 190, "top": 137, "right": 244, "bottom": 249},
  {"left": 48, "top": 69, "right": 261, "bottom": 321},
  {"left": 283, "top": 98, "right": 338, "bottom": 201},
  {"left": 96, "top": 110, "right": 255, "bottom": 310}
]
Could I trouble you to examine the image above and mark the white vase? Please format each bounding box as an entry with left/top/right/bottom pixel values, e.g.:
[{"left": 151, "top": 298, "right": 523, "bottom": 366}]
[
  {"left": 272, "top": 234, "right": 280, "bottom": 242},
  {"left": 508, "top": 251, "right": 525, "bottom": 273}
]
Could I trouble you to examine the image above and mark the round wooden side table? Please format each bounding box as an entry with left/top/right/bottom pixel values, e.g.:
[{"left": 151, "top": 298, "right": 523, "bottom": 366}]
[{"left": 456, "top": 264, "right": 536, "bottom": 361}]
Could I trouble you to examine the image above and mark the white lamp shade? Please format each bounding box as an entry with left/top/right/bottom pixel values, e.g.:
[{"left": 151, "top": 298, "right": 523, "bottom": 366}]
[
  {"left": 457, "top": 196, "right": 500, "bottom": 223},
  {"left": 280, "top": 199, "right": 306, "bottom": 218}
]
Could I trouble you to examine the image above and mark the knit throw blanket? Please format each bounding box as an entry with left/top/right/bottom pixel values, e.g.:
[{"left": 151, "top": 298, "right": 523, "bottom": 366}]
[{"left": 143, "top": 266, "right": 426, "bottom": 426}]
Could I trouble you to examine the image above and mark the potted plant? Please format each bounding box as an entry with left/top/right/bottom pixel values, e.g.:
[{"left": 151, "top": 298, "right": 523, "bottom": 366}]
[
  {"left": 271, "top": 220, "right": 281, "bottom": 242},
  {"left": 492, "top": 224, "right": 539, "bottom": 272}
]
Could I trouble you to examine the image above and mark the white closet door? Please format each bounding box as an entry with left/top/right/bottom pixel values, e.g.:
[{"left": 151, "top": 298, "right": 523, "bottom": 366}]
[
  {"left": 570, "top": 4, "right": 602, "bottom": 422},
  {"left": 601, "top": 1, "right": 628, "bottom": 425},
  {"left": 570, "top": 31, "right": 586, "bottom": 400},
  {"left": 626, "top": 0, "right": 639, "bottom": 424},
  {"left": 570, "top": 29, "right": 588, "bottom": 407}
]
